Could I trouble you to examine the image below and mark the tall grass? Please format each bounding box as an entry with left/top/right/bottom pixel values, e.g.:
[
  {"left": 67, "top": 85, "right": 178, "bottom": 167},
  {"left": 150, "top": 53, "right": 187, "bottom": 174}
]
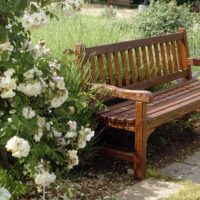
[
  {"left": 31, "top": 9, "right": 200, "bottom": 76},
  {"left": 32, "top": 11, "right": 139, "bottom": 58}
]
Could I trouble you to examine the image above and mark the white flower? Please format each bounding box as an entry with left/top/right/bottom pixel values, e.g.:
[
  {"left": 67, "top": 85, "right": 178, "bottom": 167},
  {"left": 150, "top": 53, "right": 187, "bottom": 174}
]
[
  {"left": 69, "top": 106, "right": 75, "bottom": 115},
  {"left": 65, "top": 131, "right": 77, "bottom": 138},
  {"left": 34, "top": 129, "right": 43, "bottom": 142},
  {"left": 35, "top": 170, "right": 56, "bottom": 187},
  {"left": 4, "top": 68, "right": 15, "bottom": 78},
  {"left": 17, "top": 81, "right": 42, "bottom": 97},
  {"left": 0, "top": 77, "right": 16, "bottom": 89},
  {"left": 0, "top": 76, "right": 16, "bottom": 99},
  {"left": 68, "top": 120, "right": 77, "bottom": 130},
  {"left": 45, "top": 122, "right": 51, "bottom": 131},
  {"left": 23, "top": 68, "right": 43, "bottom": 80},
  {"left": 53, "top": 76, "right": 65, "bottom": 90},
  {"left": 37, "top": 116, "right": 46, "bottom": 128},
  {"left": 51, "top": 89, "right": 68, "bottom": 108},
  {"left": 53, "top": 129, "right": 62, "bottom": 138},
  {"left": 33, "top": 40, "right": 50, "bottom": 58},
  {"left": 23, "top": 40, "right": 33, "bottom": 51},
  {"left": 68, "top": 150, "right": 79, "bottom": 169},
  {"left": 77, "top": 126, "right": 95, "bottom": 149},
  {"left": 23, "top": 69, "right": 35, "bottom": 79},
  {"left": 22, "top": 11, "right": 47, "bottom": 31},
  {"left": 6, "top": 136, "right": 30, "bottom": 158},
  {"left": 85, "top": 128, "right": 95, "bottom": 141},
  {"left": 0, "top": 187, "right": 11, "bottom": 200},
  {"left": 0, "top": 41, "right": 13, "bottom": 52},
  {"left": 1, "top": 90, "right": 16, "bottom": 99},
  {"left": 49, "top": 59, "right": 60, "bottom": 70},
  {"left": 22, "top": 106, "right": 36, "bottom": 119}
]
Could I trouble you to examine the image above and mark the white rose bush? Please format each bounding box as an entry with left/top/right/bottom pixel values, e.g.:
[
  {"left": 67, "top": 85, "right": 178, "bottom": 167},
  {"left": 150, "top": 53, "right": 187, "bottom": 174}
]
[{"left": 0, "top": 0, "right": 102, "bottom": 199}]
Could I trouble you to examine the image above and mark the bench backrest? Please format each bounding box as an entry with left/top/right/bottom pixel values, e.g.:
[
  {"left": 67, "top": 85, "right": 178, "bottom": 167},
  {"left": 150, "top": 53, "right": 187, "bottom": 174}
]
[{"left": 75, "top": 28, "right": 192, "bottom": 90}]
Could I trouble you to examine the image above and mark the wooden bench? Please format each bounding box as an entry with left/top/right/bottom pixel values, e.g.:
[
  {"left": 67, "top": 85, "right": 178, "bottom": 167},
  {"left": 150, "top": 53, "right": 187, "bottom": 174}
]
[
  {"left": 75, "top": 28, "right": 200, "bottom": 180},
  {"left": 108, "top": 0, "right": 134, "bottom": 7}
]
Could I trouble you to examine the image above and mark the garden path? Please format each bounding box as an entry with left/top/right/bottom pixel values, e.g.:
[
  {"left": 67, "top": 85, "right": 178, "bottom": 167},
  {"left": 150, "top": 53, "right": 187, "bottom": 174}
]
[{"left": 115, "top": 149, "right": 200, "bottom": 200}]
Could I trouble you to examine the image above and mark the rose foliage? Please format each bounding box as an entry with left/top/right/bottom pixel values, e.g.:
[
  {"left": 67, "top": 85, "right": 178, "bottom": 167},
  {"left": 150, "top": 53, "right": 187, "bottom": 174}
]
[{"left": 0, "top": 0, "right": 100, "bottom": 198}]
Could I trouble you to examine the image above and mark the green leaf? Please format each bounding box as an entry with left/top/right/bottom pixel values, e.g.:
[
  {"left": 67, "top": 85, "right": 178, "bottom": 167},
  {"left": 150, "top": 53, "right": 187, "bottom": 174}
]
[
  {"left": 13, "top": 0, "right": 28, "bottom": 11},
  {"left": 0, "top": 0, "right": 10, "bottom": 13},
  {"left": 0, "top": 25, "right": 7, "bottom": 43}
]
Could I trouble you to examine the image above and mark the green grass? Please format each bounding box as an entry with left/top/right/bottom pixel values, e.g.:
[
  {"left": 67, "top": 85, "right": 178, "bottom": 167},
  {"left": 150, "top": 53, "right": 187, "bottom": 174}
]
[
  {"left": 166, "top": 181, "right": 200, "bottom": 200},
  {"left": 147, "top": 169, "right": 200, "bottom": 200},
  {"left": 32, "top": 11, "right": 139, "bottom": 58},
  {"left": 31, "top": 9, "right": 200, "bottom": 79}
]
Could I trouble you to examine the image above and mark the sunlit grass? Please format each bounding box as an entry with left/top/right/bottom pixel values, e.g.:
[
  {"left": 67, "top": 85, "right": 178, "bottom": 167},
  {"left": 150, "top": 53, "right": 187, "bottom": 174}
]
[
  {"left": 31, "top": 9, "right": 200, "bottom": 78},
  {"left": 166, "top": 181, "right": 200, "bottom": 200},
  {"left": 31, "top": 11, "right": 139, "bottom": 58}
]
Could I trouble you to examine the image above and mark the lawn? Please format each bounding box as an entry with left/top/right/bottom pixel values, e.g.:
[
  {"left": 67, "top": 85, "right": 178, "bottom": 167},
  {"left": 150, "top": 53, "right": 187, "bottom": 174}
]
[
  {"left": 32, "top": 12, "right": 139, "bottom": 58},
  {"left": 32, "top": 10, "right": 200, "bottom": 58},
  {"left": 32, "top": 10, "right": 200, "bottom": 78}
]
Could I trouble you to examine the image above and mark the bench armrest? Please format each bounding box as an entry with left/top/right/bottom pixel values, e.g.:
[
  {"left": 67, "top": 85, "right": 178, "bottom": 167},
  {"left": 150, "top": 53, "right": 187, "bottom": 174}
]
[
  {"left": 187, "top": 58, "right": 200, "bottom": 66},
  {"left": 93, "top": 84, "right": 153, "bottom": 103}
]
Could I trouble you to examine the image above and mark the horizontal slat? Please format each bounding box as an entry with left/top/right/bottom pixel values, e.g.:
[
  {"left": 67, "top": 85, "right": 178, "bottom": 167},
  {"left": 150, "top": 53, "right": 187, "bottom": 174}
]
[
  {"left": 125, "top": 70, "right": 188, "bottom": 90},
  {"left": 85, "top": 33, "right": 184, "bottom": 56},
  {"left": 100, "top": 147, "right": 135, "bottom": 163},
  {"left": 97, "top": 80, "right": 200, "bottom": 125},
  {"left": 147, "top": 95, "right": 200, "bottom": 128},
  {"left": 96, "top": 80, "right": 197, "bottom": 115}
]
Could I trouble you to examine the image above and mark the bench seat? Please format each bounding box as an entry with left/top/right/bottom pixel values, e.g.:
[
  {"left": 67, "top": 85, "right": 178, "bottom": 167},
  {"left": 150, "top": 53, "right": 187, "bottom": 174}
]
[{"left": 98, "top": 79, "right": 200, "bottom": 130}]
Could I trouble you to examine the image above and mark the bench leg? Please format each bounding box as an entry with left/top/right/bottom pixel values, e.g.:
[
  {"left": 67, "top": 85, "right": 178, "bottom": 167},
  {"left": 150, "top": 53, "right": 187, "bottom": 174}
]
[
  {"left": 134, "top": 102, "right": 148, "bottom": 180},
  {"left": 134, "top": 129, "right": 148, "bottom": 180}
]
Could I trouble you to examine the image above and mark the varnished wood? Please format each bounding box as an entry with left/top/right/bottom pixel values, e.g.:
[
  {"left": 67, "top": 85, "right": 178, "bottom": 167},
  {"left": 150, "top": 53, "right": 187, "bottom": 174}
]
[
  {"left": 128, "top": 49, "right": 136, "bottom": 83},
  {"left": 160, "top": 43, "right": 167, "bottom": 75},
  {"left": 134, "top": 102, "right": 147, "bottom": 179},
  {"left": 121, "top": 51, "right": 130, "bottom": 85},
  {"left": 166, "top": 42, "right": 173, "bottom": 73},
  {"left": 100, "top": 147, "right": 135, "bottom": 162},
  {"left": 97, "top": 54, "right": 106, "bottom": 83},
  {"left": 75, "top": 29, "right": 200, "bottom": 180},
  {"left": 106, "top": 53, "right": 114, "bottom": 85},
  {"left": 113, "top": 52, "right": 123, "bottom": 87},
  {"left": 187, "top": 58, "right": 200, "bottom": 66},
  {"left": 178, "top": 28, "right": 192, "bottom": 79},
  {"left": 135, "top": 47, "right": 143, "bottom": 81}
]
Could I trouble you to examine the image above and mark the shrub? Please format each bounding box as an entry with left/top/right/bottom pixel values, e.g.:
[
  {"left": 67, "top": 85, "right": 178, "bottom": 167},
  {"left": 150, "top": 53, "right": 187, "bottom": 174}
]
[
  {"left": 100, "top": 6, "right": 117, "bottom": 18},
  {"left": 0, "top": 0, "right": 101, "bottom": 199},
  {"left": 134, "top": 1, "right": 193, "bottom": 37}
]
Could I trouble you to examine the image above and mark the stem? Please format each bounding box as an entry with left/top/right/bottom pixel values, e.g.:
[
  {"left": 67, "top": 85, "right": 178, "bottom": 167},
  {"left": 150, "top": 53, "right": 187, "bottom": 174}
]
[{"left": 42, "top": 186, "right": 46, "bottom": 200}]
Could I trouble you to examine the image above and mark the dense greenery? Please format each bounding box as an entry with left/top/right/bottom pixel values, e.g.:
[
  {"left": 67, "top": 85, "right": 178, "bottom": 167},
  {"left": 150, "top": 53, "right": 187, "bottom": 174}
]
[
  {"left": 0, "top": 0, "right": 102, "bottom": 199},
  {"left": 134, "top": 0, "right": 194, "bottom": 37}
]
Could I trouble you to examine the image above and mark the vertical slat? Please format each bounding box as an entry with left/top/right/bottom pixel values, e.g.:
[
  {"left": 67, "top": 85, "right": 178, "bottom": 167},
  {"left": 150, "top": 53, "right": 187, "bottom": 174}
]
[
  {"left": 121, "top": 51, "right": 130, "bottom": 86},
  {"left": 141, "top": 46, "right": 149, "bottom": 80},
  {"left": 128, "top": 49, "right": 136, "bottom": 83},
  {"left": 154, "top": 44, "right": 161, "bottom": 76},
  {"left": 91, "top": 57, "right": 97, "bottom": 82},
  {"left": 160, "top": 43, "right": 167, "bottom": 75},
  {"left": 75, "top": 43, "right": 85, "bottom": 66},
  {"left": 105, "top": 53, "right": 114, "bottom": 85},
  {"left": 178, "top": 28, "right": 192, "bottom": 79},
  {"left": 97, "top": 54, "right": 106, "bottom": 83},
  {"left": 171, "top": 41, "right": 178, "bottom": 72},
  {"left": 177, "top": 40, "right": 183, "bottom": 70},
  {"left": 113, "top": 52, "right": 122, "bottom": 87},
  {"left": 166, "top": 42, "right": 173, "bottom": 73},
  {"left": 148, "top": 45, "right": 155, "bottom": 78},
  {"left": 135, "top": 47, "right": 143, "bottom": 81}
]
